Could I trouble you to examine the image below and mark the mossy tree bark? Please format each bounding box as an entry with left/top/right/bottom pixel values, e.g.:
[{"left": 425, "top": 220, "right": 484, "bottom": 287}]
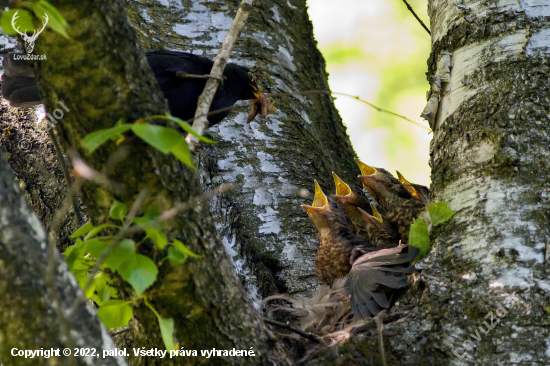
[
  {"left": 0, "top": 148, "right": 126, "bottom": 366},
  {"left": 421, "top": 0, "right": 550, "bottom": 363}
]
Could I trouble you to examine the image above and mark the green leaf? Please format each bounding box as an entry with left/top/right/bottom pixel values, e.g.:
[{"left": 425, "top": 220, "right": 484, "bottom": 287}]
[
  {"left": 109, "top": 200, "right": 128, "bottom": 221},
  {"left": 84, "top": 223, "right": 119, "bottom": 240},
  {"left": 131, "top": 123, "right": 181, "bottom": 154},
  {"left": 64, "top": 238, "right": 85, "bottom": 269},
  {"left": 92, "top": 272, "right": 116, "bottom": 305},
  {"left": 157, "top": 316, "right": 175, "bottom": 351},
  {"left": 28, "top": 0, "right": 69, "bottom": 38},
  {"left": 84, "top": 238, "right": 108, "bottom": 259},
  {"left": 143, "top": 114, "right": 216, "bottom": 144},
  {"left": 70, "top": 221, "right": 94, "bottom": 238},
  {"left": 105, "top": 239, "right": 136, "bottom": 271},
  {"left": 169, "top": 115, "right": 216, "bottom": 144},
  {"left": 408, "top": 218, "right": 430, "bottom": 261},
  {"left": 167, "top": 246, "right": 187, "bottom": 265},
  {"left": 132, "top": 206, "right": 161, "bottom": 228},
  {"left": 428, "top": 201, "right": 455, "bottom": 227},
  {"left": 82, "top": 124, "right": 131, "bottom": 153},
  {"left": 97, "top": 300, "right": 133, "bottom": 329},
  {"left": 144, "top": 299, "right": 175, "bottom": 351},
  {"left": 1, "top": 9, "right": 34, "bottom": 35},
  {"left": 118, "top": 254, "right": 158, "bottom": 296},
  {"left": 170, "top": 138, "right": 194, "bottom": 168},
  {"left": 146, "top": 228, "right": 168, "bottom": 249},
  {"left": 172, "top": 239, "right": 201, "bottom": 258}
]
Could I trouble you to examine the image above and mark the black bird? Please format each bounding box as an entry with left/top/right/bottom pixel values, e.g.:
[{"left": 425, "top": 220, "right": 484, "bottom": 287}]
[{"left": 1, "top": 50, "right": 270, "bottom": 127}]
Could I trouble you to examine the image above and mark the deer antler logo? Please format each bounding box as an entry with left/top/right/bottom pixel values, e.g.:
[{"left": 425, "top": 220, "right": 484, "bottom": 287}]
[{"left": 11, "top": 10, "right": 49, "bottom": 54}]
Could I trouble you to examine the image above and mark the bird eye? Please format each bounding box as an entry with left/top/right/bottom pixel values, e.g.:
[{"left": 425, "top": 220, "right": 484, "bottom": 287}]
[{"left": 331, "top": 202, "right": 338, "bottom": 208}]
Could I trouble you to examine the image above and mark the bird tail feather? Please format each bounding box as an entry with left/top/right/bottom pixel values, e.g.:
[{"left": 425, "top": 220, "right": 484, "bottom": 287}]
[{"left": 2, "top": 53, "right": 41, "bottom": 107}]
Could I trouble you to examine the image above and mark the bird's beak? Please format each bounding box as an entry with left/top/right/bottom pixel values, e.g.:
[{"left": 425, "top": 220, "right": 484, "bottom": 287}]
[
  {"left": 396, "top": 171, "right": 421, "bottom": 200},
  {"left": 357, "top": 205, "right": 382, "bottom": 225},
  {"left": 354, "top": 158, "right": 378, "bottom": 176},
  {"left": 332, "top": 172, "right": 351, "bottom": 196},
  {"left": 312, "top": 180, "right": 328, "bottom": 208},
  {"left": 358, "top": 204, "right": 383, "bottom": 224},
  {"left": 332, "top": 172, "right": 359, "bottom": 205},
  {"left": 357, "top": 174, "right": 386, "bottom": 192},
  {"left": 301, "top": 180, "right": 328, "bottom": 214}
]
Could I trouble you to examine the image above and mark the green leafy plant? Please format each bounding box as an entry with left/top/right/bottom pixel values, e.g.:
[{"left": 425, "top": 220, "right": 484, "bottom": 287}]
[
  {"left": 1, "top": 1, "right": 69, "bottom": 38},
  {"left": 409, "top": 201, "right": 455, "bottom": 261},
  {"left": 64, "top": 200, "right": 201, "bottom": 350},
  {"left": 82, "top": 115, "right": 215, "bottom": 168}
]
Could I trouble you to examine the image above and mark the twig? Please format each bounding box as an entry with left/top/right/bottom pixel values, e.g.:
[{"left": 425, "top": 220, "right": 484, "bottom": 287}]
[
  {"left": 401, "top": 0, "right": 431, "bottom": 35},
  {"left": 47, "top": 128, "right": 85, "bottom": 225},
  {"left": 331, "top": 92, "right": 431, "bottom": 131},
  {"left": 110, "top": 328, "right": 130, "bottom": 337},
  {"left": 264, "top": 318, "right": 323, "bottom": 344},
  {"left": 374, "top": 311, "right": 387, "bottom": 366},
  {"left": 262, "top": 89, "right": 431, "bottom": 131},
  {"left": 186, "top": 0, "right": 255, "bottom": 151}
]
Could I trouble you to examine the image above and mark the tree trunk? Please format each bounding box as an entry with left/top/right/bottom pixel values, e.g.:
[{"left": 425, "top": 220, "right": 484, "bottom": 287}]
[
  {"left": 2, "top": 0, "right": 291, "bottom": 364},
  {"left": 0, "top": 147, "right": 127, "bottom": 366},
  {"left": 423, "top": 0, "right": 550, "bottom": 363},
  {"left": 128, "top": 0, "right": 359, "bottom": 300}
]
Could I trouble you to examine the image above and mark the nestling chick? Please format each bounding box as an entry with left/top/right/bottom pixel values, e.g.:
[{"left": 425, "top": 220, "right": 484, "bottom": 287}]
[
  {"left": 355, "top": 159, "right": 427, "bottom": 242},
  {"left": 347, "top": 242, "right": 419, "bottom": 319},
  {"left": 302, "top": 180, "right": 367, "bottom": 285},
  {"left": 357, "top": 205, "right": 400, "bottom": 247},
  {"left": 331, "top": 172, "right": 373, "bottom": 242}
]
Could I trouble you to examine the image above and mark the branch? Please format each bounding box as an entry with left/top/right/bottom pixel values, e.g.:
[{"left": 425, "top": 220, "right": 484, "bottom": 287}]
[
  {"left": 264, "top": 319, "right": 323, "bottom": 344},
  {"left": 401, "top": 0, "right": 431, "bottom": 35},
  {"left": 186, "top": 0, "right": 255, "bottom": 151}
]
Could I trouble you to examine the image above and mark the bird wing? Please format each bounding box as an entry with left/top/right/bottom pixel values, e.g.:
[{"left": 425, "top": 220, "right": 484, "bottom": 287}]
[
  {"left": 145, "top": 50, "right": 214, "bottom": 77},
  {"left": 347, "top": 244, "right": 419, "bottom": 319}
]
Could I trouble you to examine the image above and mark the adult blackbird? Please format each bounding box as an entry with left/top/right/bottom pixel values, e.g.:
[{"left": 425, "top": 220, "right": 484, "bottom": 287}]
[
  {"left": 355, "top": 159, "right": 427, "bottom": 242},
  {"left": 1, "top": 51, "right": 269, "bottom": 127}
]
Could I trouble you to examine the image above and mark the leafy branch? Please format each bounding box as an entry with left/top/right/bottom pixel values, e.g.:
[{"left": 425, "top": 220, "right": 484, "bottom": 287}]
[
  {"left": 64, "top": 200, "right": 200, "bottom": 350},
  {"left": 82, "top": 114, "right": 215, "bottom": 168}
]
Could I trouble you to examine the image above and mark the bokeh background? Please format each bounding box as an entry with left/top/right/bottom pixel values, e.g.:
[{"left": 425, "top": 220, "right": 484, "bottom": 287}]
[{"left": 308, "top": 0, "right": 432, "bottom": 186}]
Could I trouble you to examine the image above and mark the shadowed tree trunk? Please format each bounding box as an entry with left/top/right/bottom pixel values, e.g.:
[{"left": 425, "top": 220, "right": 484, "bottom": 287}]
[
  {"left": 128, "top": 0, "right": 359, "bottom": 300},
  {"left": 0, "top": 147, "right": 127, "bottom": 366}
]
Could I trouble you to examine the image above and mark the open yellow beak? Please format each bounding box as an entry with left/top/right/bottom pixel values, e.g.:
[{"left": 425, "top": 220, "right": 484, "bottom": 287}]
[
  {"left": 358, "top": 204, "right": 383, "bottom": 224},
  {"left": 396, "top": 171, "right": 421, "bottom": 199},
  {"left": 301, "top": 180, "right": 329, "bottom": 214},
  {"left": 332, "top": 172, "right": 352, "bottom": 196},
  {"left": 354, "top": 158, "right": 378, "bottom": 176}
]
